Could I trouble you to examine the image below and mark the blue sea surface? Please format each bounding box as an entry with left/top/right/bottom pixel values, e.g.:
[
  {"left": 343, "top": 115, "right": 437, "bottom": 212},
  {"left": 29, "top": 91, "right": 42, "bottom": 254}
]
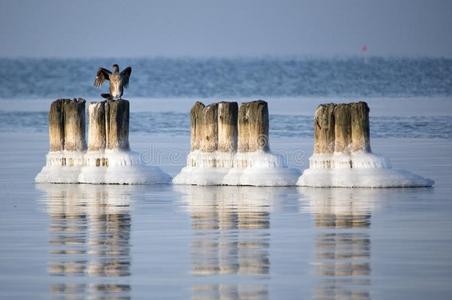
[
  {"left": 0, "top": 110, "right": 451, "bottom": 139},
  {"left": 1, "top": 57, "right": 452, "bottom": 299},
  {"left": 1, "top": 57, "right": 452, "bottom": 99},
  {"left": 1, "top": 57, "right": 451, "bottom": 140}
]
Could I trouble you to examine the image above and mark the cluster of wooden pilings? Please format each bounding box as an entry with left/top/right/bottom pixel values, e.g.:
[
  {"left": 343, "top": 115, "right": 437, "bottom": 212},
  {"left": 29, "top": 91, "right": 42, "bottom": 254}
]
[
  {"left": 190, "top": 100, "right": 270, "bottom": 153},
  {"left": 314, "top": 101, "right": 371, "bottom": 154},
  {"left": 48, "top": 98, "right": 130, "bottom": 166}
]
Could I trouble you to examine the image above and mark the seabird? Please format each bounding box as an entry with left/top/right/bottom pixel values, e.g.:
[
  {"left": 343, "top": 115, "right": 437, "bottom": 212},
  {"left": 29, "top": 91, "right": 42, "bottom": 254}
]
[{"left": 94, "top": 64, "right": 132, "bottom": 100}]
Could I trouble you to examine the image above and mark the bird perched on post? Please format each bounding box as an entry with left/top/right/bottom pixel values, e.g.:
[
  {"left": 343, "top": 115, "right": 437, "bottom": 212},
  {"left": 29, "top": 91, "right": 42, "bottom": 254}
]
[{"left": 94, "top": 64, "right": 132, "bottom": 100}]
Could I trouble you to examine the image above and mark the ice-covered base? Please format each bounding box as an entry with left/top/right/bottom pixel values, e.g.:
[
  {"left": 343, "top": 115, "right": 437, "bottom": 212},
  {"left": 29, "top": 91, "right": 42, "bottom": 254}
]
[
  {"left": 35, "top": 150, "right": 171, "bottom": 184},
  {"left": 298, "top": 152, "right": 434, "bottom": 188},
  {"left": 173, "top": 150, "right": 301, "bottom": 186}
]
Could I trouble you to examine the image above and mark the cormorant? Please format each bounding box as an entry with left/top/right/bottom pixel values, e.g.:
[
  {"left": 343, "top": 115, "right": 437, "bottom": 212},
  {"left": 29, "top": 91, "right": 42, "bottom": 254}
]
[{"left": 94, "top": 64, "right": 132, "bottom": 100}]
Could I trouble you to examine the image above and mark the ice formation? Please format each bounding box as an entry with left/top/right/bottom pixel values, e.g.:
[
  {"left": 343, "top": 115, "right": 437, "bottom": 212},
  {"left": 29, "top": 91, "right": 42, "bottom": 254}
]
[
  {"left": 297, "top": 102, "right": 434, "bottom": 187},
  {"left": 173, "top": 101, "right": 300, "bottom": 186},
  {"left": 35, "top": 98, "right": 171, "bottom": 184}
]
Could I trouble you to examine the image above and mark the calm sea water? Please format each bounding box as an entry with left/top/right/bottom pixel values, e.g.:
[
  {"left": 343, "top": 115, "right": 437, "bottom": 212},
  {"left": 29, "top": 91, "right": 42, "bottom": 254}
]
[
  {"left": 1, "top": 58, "right": 452, "bottom": 140},
  {"left": 0, "top": 133, "right": 451, "bottom": 299},
  {"left": 0, "top": 58, "right": 452, "bottom": 299},
  {"left": 1, "top": 57, "right": 452, "bottom": 99}
]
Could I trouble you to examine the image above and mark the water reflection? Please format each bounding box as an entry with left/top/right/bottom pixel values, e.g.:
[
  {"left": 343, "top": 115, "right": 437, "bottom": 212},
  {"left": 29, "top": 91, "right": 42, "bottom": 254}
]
[
  {"left": 301, "top": 188, "right": 377, "bottom": 300},
  {"left": 176, "top": 186, "right": 288, "bottom": 300},
  {"left": 37, "top": 184, "right": 134, "bottom": 300}
]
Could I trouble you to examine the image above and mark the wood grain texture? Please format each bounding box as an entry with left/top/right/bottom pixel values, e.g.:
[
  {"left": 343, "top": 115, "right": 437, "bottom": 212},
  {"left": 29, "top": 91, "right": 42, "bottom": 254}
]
[
  {"left": 333, "top": 103, "right": 351, "bottom": 153},
  {"left": 350, "top": 101, "right": 371, "bottom": 152},
  {"left": 200, "top": 103, "right": 218, "bottom": 152},
  {"left": 218, "top": 101, "right": 238, "bottom": 152},
  {"left": 190, "top": 101, "right": 205, "bottom": 151},
  {"left": 105, "top": 99, "right": 130, "bottom": 150},
  {"left": 63, "top": 98, "right": 86, "bottom": 151},
  {"left": 88, "top": 101, "right": 106, "bottom": 151},
  {"left": 314, "top": 103, "right": 335, "bottom": 154},
  {"left": 48, "top": 99, "right": 65, "bottom": 151},
  {"left": 238, "top": 100, "right": 269, "bottom": 152}
]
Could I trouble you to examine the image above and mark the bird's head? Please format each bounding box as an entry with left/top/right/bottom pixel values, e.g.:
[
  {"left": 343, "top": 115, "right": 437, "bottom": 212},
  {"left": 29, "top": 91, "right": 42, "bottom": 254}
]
[{"left": 112, "top": 64, "right": 120, "bottom": 72}]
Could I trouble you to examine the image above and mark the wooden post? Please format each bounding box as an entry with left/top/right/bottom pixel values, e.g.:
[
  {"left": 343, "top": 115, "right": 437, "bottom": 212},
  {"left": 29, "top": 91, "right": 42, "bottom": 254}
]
[
  {"left": 313, "top": 103, "right": 335, "bottom": 154},
  {"left": 190, "top": 101, "right": 205, "bottom": 151},
  {"left": 238, "top": 102, "right": 250, "bottom": 152},
  {"left": 200, "top": 103, "right": 218, "bottom": 152},
  {"left": 248, "top": 100, "right": 269, "bottom": 152},
  {"left": 88, "top": 102, "right": 106, "bottom": 151},
  {"left": 63, "top": 98, "right": 86, "bottom": 151},
  {"left": 49, "top": 99, "right": 64, "bottom": 151},
  {"left": 105, "top": 99, "right": 130, "bottom": 150},
  {"left": 350, "top": 101, "right": 371, "bottom": 152},
  {"left": 218, "top": 101, "right": 238, "bottom": 152},
  {"left": 333, "top": 103, "right": 351, "bottom": 153},
  {"left": 238, "top": 100, "right": 269, "bottom": 152}
]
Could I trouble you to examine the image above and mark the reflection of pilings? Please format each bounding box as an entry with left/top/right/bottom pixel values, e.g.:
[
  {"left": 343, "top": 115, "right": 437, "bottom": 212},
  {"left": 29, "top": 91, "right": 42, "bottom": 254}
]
[
  {"left": 43, "top": 185, "right": 132, "bottom": 299},
  {"left": 186, "top": 187, "right": 270, "bottom": 278},
  {"left": 200, "top": 103, "right": 219, "bottom": 152},
  {"left": 314, "top": 231, "right": 371, "bottom": 300},
  {"left": 313, "top": 102, "right": 371, "bottom": 154},
  {"left": 47, "top": 186, "right": 87, "bottom": 276},
  {"left": 87, "top": 203, "right": 131, "bottom": 277},
  {"left": 303, "top": 188, "right": 372, "bottom": 300},
  {"left": 88, "top": 102, "right": 106, "bottom": 151},
  {"left": 238, "top": 100, "right": 269, "bottom": 152},
  {"left": 192, "top": 284, "right": 268, "bottom": 300},
  {"left": 191, "top": 101, "right": 206, "bottom": 151},
  {"left": 105, "top": 100, "right": 130, "bottom": 151},
  {"left": 218, "top": 102, "right": 238, "bottom": 152},
  {"left": 50, "top": 283, "right": 130, "bottom": 300}
]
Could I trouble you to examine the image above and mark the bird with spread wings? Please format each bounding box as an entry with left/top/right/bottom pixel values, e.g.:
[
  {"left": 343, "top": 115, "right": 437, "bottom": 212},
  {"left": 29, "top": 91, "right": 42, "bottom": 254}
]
[{"left": 94, "top": 64, "right": 132, "bottom": 100}]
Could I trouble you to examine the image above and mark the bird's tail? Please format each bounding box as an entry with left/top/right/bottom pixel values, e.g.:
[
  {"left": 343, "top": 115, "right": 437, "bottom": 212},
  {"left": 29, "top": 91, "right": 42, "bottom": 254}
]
[{"left": 101, "top": 93, "right": 112, "bottom": 99}]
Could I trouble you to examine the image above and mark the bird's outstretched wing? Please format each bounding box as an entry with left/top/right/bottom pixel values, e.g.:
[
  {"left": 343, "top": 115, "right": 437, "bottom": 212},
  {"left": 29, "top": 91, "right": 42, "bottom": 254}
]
[
  {"left": 94, "top": 67, "right": 111, "bottom": 87},
  {"left": 120, "top": 66, "right": 132, "bottom": 88}
]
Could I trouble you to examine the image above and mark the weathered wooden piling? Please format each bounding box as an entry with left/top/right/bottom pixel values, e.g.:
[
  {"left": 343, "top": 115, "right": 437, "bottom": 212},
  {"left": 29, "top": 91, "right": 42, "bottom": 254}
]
[
  {"left": 238, "top": 102, "right": 250, "bottom": 152},
  {"left": 49, "top": 99, "right": 65, "bottom": 151},
  {"left": 350, "top": 101, "right": 371, "bottom": 152},
  {"left": 105, "top": 100, "right": 130, "bottom": 150},
  {"left": 333, "top": 103, "right": 351, "bottom": 153},
  {"left": 88, "top": 102, "right": 106, "bottom": 151},
  {"left": 238, "top": 100, "right": 269, "bottom": 152},
  {"left": 190, "top": 101, "right": 205, "bottom": 151},
  {"left": 200, "top": 103, "right": 218, "bottom": 152},
  {"left": 313, "top": 103, "right": 335, "bottom": 154},
  {"left": 218, "top": 102, "right": 238, "bottom": 152},
  {"left": 63, "top": 98, "right": 86, "bottom": 151},
  {"left": 249, "top": 100, "right": 269, "bottom": 152}
]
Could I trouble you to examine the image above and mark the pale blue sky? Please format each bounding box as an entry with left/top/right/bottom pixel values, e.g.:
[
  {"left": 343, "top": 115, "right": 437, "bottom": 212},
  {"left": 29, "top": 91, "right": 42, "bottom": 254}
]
[{"left": 1, "top": 0, "right": 451, "bottom": 57}]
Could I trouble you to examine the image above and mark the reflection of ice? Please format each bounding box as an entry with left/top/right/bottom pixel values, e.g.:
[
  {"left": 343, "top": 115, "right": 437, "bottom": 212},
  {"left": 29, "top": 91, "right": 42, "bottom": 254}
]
[
  {"left": 175, "top": 186, "right": 277, "bottom": 299},
  {"left": 37, "top": 184, "right": 135, "bottom": 299},
  {"left": 191, "top": 284, "right": 268, "bottom": 300},
  {"left": 300, "top": 188, "right": 376, "bottom": 300}
]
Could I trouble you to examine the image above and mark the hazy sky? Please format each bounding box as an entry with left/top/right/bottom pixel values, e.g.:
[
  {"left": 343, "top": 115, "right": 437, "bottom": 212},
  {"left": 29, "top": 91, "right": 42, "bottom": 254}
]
[{"left": 1, "top": 0, "right": 451, "bottom": 58}]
